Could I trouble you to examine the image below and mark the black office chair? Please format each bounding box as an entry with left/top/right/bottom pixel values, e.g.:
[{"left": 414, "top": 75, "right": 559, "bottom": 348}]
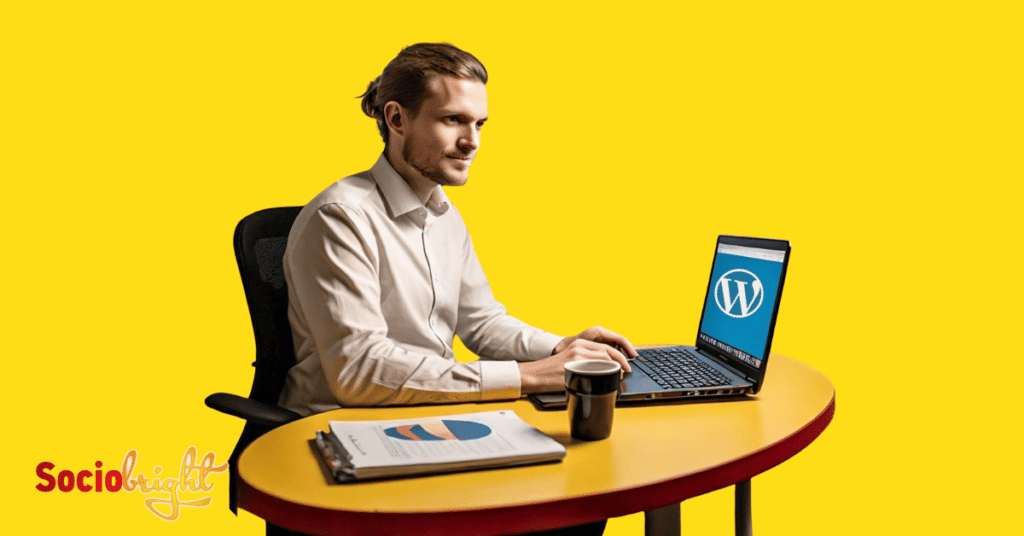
[{"left": 205, "top": 206, "right": 308, "bottom": 535}]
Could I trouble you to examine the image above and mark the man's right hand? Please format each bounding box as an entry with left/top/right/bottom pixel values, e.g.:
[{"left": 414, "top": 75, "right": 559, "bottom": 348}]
[{"left": 517, "top": 338, "right": 632, "bottom": 394}]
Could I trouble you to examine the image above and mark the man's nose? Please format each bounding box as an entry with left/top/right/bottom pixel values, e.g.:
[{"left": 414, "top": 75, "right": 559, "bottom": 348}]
[{"left": 458, "top": 126, "right": 479, "bottom": 152}]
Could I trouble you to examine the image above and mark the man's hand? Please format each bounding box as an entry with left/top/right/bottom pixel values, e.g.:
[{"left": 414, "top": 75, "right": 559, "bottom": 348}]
[{"left": 518, "top": 326, "right": 638, "bottom": 394}]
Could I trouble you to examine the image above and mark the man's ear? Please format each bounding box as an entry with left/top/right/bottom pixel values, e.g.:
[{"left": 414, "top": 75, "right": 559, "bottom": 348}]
[{"left": 384, "top": 101, "right": 404, "bottom": 139}]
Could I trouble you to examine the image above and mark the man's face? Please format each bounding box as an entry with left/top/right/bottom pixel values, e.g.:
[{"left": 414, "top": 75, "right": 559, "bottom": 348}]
[{"left": 399, "top": 76, "right": 488, "bottom": 189}]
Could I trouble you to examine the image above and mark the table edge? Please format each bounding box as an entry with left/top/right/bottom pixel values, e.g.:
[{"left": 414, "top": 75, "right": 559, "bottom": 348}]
[{"left": 238, "top": 390, "right": 836, "bottom": 535}]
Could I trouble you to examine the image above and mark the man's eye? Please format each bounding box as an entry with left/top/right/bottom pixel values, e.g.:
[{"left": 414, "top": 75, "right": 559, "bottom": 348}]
[{"left": 446, "top": 115, "right": 461, "bottom": 123}]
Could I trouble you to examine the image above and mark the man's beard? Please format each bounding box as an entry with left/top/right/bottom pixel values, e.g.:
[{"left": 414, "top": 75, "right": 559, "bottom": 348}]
[{"left": 402, "top": 142, "right": 464, "bottom": 187}]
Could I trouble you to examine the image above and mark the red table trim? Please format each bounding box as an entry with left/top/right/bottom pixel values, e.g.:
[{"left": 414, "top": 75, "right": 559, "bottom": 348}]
[{"left": 239, "top": 394, "right": 835, "bottom": 535}]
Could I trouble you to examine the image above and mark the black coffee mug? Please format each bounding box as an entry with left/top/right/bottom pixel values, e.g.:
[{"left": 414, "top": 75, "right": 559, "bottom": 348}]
[{"left": 565, "top": 360, "right": 621, "bottom": 441}]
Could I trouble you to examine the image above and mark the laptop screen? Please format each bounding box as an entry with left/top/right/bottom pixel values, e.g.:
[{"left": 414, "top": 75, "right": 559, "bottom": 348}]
[{"left": 698, "top": 241, "right": 787, "bottom": 371}]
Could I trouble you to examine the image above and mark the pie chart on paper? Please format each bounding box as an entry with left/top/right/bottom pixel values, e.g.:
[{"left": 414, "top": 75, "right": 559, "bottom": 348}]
[{"left": 384, "top": 420, "right": 492, "bottom": 441}]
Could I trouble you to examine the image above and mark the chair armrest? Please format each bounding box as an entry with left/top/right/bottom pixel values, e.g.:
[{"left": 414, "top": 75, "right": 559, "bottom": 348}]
[{"left": 205, "top": 393, "right": 302, "bottom": 427}]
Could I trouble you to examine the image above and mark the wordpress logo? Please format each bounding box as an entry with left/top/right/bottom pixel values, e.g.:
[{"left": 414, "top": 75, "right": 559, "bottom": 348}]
[{"left": 714, "top": 269, "right": 764, "bottom": 318}]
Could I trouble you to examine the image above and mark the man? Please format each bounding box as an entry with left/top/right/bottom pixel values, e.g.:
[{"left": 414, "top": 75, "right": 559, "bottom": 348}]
[
  {"left": 278, "top": 40, "right": 628, "bottom": 536},
  {"left": 279, "top": 42, "right": 635, "bottom": 415}
]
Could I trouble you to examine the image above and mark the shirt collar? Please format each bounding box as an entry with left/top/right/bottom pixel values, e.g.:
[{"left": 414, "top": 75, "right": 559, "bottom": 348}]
[{"left": 370, "top": 154, "right": 450, "bottom": 219}]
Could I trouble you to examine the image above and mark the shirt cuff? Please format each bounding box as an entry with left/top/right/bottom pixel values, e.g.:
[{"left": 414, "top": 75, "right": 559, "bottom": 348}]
[
  {"left": 529, "top": 331, "right": 564, "bottom": 360},
  {"left": 478, "top": 360, "right": 522, "bottom": 401}
]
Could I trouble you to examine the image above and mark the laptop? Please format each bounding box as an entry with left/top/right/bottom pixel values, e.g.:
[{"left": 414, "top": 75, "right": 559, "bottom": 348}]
[{"left": 530, "top": 235, "right": 790, "bottom": 408}]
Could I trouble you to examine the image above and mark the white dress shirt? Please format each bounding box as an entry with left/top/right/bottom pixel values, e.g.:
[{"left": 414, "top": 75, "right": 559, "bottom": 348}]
[{"left": 278, "top": 155, "right": 562, "bottom": 414}]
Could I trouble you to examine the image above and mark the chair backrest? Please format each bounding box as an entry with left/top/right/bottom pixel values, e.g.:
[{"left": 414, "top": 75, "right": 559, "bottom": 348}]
[{"left": 233, "top": 206, "right": 303, "bottom": 406}]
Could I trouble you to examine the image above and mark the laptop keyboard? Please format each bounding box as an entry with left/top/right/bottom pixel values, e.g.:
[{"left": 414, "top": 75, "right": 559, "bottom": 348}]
[{"left": 634, "top": 347, "right": 731, "bottom": 389}]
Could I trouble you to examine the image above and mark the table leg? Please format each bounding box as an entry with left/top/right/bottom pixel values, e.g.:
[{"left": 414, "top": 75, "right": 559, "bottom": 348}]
[
  {"left": 644, "top": 503, "right": 680, "bottom": 536},
  {"left": 734, "top": 479, "right": 752, "bottom": 536}
]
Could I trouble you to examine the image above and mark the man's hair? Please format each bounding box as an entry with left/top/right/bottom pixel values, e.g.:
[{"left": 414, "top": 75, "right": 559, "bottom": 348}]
[{"left": 360, "top": 43, "right": 488, "bottom": 144}]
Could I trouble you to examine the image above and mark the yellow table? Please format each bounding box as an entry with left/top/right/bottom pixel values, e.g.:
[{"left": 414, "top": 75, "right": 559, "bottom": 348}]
[{"left": 238, "top": 354, "right": 835, "bottom": 535}]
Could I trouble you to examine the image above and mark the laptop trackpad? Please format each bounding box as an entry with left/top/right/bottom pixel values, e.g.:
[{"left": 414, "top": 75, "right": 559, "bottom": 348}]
[{"left": 620, "top": 370, "right": 661, "bottom": 394}]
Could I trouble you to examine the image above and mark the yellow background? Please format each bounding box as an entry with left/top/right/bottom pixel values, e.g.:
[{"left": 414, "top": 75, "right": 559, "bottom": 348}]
[{"left": 4, "top": 1, "right": 1021, "bottom": 534}]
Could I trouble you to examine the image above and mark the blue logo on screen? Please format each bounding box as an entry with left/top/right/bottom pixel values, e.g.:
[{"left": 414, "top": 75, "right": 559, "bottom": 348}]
[{"left": 714, "top": 269, "right": 764, "bottom": 318}]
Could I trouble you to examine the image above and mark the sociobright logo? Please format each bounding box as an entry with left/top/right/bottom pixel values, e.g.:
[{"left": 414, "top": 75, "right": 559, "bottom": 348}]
[
  {"left": 35, "top": 447, "right": 227, "bottom": 522},
  {"left": 714, "top": 269, "right": 764, "bottom": 318}
]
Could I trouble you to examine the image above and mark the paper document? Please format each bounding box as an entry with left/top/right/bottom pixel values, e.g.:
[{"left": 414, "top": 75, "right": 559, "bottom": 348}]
[{"left": 315, "top": 410, "right": 565, "bottom": 482}]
